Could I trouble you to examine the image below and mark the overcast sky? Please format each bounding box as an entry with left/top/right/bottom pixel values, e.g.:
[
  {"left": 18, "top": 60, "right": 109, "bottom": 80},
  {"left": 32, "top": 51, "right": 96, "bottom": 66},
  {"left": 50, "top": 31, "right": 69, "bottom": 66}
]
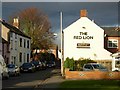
[{"left": 1, "top": 2, "right": 119, "bottom": 48}]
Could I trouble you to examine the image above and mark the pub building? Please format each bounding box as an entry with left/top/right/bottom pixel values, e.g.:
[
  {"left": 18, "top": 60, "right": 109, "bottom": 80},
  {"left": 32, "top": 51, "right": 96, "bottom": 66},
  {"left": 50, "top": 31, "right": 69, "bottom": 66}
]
[{"left": 63, "top": 10, "right": 120, "bottom": 69}]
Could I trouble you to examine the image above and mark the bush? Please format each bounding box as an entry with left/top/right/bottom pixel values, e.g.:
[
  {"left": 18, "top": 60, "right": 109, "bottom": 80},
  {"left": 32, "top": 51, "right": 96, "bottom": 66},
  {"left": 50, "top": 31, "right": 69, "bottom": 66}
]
[
  {"left": 75, "top": 58, "right": 96, "bottom": 71},
  {"left": 64, "top": 57, "right": 75, "bottom": 71},
  {"left": 64, "top": 57, "right": 96, "bottom": 71}
]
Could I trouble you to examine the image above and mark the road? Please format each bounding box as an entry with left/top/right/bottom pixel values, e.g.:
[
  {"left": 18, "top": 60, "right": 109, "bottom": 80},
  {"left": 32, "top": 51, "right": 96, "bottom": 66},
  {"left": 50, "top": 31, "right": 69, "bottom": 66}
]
[{"left": 2, "top": 68, "right": 56, "bottom": 90}]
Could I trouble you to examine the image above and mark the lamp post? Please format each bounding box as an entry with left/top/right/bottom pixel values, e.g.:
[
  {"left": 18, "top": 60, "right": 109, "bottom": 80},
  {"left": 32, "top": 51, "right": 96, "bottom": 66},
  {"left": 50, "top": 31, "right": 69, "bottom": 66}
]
[{"left": 60, "top": 12, "right": 64, "bottom": 76}]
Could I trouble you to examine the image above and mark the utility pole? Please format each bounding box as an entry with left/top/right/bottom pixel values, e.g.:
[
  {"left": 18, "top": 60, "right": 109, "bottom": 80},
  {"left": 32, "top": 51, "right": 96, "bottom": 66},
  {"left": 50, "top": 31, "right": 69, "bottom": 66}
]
[{"left": 60, "top": 12, "right": 64, "bottom": 76}]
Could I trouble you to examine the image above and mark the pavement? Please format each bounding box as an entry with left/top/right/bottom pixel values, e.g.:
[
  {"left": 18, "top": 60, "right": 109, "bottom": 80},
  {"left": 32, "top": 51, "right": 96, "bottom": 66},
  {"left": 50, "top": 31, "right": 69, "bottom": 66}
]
[{"left": 36, "top": 68, "right": 65, "bottom": 89}]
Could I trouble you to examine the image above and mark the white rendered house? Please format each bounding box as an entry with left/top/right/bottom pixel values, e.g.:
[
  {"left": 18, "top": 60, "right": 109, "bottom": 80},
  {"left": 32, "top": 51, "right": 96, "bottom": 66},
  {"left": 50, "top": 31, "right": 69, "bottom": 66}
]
[
  {"left": 63, "top": 10, "right": 112, "bottom": 61},
  {"left": 1, "top": 19, "right": 31, "bottom": 66}
]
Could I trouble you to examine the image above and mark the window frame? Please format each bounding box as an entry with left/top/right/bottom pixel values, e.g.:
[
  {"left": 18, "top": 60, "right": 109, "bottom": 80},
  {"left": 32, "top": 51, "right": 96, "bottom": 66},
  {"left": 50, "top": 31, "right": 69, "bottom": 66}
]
[
  {"left": 24, "top": 39, "right": 26, "bottom": 48},
  {"left": 20, "top": 38, "right": 22, "bottom": 47},
  {"left": 108, "top": 39, "right": 118, "bottom": 48},
  {"left": 27, "top": 40, "right": 29, "bottom": 49},
  {"left": 19, "top": 52, "right": 22, "bottom": 62}
]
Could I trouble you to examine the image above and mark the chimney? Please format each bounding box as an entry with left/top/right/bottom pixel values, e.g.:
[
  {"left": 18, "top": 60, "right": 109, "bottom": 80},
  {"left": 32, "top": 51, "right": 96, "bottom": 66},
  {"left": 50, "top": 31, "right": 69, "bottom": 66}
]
[
  {"left": 80, "top": 9, "right": 87, "bottom": 17},
  {"left": 13, "top": 18, "right": 19, "bottom": 28}
]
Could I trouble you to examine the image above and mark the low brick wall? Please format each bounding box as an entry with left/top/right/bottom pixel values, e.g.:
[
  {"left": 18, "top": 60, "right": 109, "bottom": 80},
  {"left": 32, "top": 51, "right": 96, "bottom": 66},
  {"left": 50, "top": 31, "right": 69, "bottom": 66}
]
[{"left": 65, "top": 69, "right": 120, "bottom": 80}]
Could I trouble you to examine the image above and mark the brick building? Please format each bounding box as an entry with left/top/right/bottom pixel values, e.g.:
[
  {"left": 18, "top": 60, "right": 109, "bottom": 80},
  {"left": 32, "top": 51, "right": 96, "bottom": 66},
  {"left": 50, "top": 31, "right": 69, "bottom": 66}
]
[{"left": 104, "top": 27, "right": 120, "bottom": 53}]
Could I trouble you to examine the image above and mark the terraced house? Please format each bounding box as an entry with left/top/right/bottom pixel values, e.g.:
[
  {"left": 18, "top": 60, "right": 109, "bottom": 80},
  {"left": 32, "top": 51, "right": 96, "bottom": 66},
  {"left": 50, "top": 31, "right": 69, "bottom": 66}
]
[{"left": 1, "top": 18, "right": 31, "bottom": 67}]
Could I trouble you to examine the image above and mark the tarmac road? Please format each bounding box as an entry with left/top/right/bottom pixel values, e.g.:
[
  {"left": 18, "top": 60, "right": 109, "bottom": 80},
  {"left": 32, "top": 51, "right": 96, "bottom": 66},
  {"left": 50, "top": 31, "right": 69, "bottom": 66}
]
[{"left": 2, "top": 68, "right": 54, "bottom": 90}]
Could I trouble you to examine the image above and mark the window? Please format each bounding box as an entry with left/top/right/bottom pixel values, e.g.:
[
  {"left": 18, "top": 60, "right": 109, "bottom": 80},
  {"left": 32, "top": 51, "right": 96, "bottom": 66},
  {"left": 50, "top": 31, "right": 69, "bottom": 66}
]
[
  {"left": 19, "top": 52, "right": 22, "bottom": 62},
  {"left": 27, "top": 54, "right": 29, "bottom": 62},
  {"left": 27, "top": 40, "right": 29, "bottom": 49},
  {"left": 108, "top": 39, "right": 118, "bottom": 48},
  {"left": 84, "top": 65, "right": 93, "bottom": 70},
  {"left": 20, "top": 38, "right": 22, "bottom": 47},
  {"left": 24, "top": 39, "right": 26, "bottom": 48},
  {"left": 10, "top": 40, "right": 13, "bottom": 50},
  {"left": 15, "top": 34, "right": 17, "bottom": 39},
  {"left": 15, "top": 41, "right": 17, "bottom": 50},
  {"left": 24, "top": 53, "right": 26, "bottom": 63},
  {"left": 10, "top": 32, "right": 13, "bottom": 37}
]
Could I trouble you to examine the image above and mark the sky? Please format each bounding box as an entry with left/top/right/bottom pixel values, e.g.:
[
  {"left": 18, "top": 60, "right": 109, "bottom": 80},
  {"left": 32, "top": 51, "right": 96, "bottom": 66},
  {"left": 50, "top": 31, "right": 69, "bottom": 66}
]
[
  {"left": 1, "top": 1, "right": 119, "bottom": 48},
  {"left": 1, "top": 0, "right": 120, "bottom": 2}
]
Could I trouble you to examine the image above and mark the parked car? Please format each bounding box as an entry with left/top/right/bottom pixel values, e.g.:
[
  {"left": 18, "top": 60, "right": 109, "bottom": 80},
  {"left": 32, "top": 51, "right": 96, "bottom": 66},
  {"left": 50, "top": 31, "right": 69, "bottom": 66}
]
[
  {"left": 30, "top": 60, "right": 42, "bottom": 71},
  {"left": 47, "top": 61, "right": 56, "bottom": 68},
  {"left": 20, "top": 63, "right": 36, "bottom": 73},
  {"left": 0, "top": 55, "right": 9, "bottom": 79},
  {"left": 83, "top": 63, "right": 108, "bottom": 71},
  {"left": 7, "top": 64, "right": 20, "bottom": 76},
  {"left": 41, "top": 61, "right": 47, "bottom": 70},
  {"left": 1, "top": 66, "right": 9, "bottom": 80}
]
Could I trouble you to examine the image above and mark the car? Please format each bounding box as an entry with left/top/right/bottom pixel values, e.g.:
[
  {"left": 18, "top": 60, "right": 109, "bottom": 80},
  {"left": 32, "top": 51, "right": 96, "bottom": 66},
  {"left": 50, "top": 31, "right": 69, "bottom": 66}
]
[
  {"left": 7, "top": 64, "right": 20, "bottom": 76},
  {"left": 30, "top": 60, "right": 42, "bottom": 71},
  {"left": 1, "top": 67, "right": 9, "bottom": 80},
  {"left": 0, "top": 55, "right": 9, "bottom": 79},
  {"left": 83, "top": 63, "right": 108, "bottom": 71},
  {"left": 47, "top": 61, "right": 56, "bottom": 68},
  {"left": 20, "top": 63, "right": 36, "bottom": 73},
  {"left": 41, "top": 61, "right": 47, "bottom": 70}
]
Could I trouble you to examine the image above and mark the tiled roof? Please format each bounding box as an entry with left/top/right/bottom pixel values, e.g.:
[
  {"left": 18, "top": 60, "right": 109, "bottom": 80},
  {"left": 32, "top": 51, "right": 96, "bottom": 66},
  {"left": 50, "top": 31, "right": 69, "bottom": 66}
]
[
  {"left": 0, "top": 20, "right": 31, "bottom": 39},
  {"left": 102, "top": 27, "right": 120, "bottom": 37}
]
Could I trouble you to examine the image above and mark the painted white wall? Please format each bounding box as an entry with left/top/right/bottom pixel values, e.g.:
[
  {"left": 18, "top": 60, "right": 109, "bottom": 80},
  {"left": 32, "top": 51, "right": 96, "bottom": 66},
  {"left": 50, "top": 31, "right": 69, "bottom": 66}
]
[
  {"left": 2, "top": 23, "right": 31, "bottom": 66},
  {"left": 63, "top": 17, "right": 112, "bottom": 60},
  {"left": 18, "top": 35, "right": 31, "bottom": 66},
  {"left": 10, "top": 34, "right": 31, "bottom": 66}
]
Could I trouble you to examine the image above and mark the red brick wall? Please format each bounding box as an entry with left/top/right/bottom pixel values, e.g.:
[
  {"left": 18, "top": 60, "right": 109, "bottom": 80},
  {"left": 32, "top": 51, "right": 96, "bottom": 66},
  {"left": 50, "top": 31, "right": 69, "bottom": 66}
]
[{"left": 65, "top": 69, "right": 120, "bottom": 80}]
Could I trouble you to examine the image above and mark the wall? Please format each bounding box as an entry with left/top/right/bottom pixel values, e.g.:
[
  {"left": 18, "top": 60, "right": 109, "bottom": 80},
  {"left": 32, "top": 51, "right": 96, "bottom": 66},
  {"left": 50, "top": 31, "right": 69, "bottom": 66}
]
[
  {"left": 2, "top": 43, "right": 10, "bottom": 64},
  {"left": 63, "top": 17, "right": 112, "bottom": 61},
  {"left": 17, "top": 35, "right": 31, "bottom": 66},
  {"left": 65, "top": 69, "right": 120, "bottom": 80}
]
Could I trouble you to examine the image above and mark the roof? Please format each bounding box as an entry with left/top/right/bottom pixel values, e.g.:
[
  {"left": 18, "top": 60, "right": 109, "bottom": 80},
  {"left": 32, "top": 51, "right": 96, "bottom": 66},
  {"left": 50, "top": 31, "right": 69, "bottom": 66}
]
[
  {"left": 0, "top": 20, "right": 31, "bottom": 39},
  {"left": 63, "top": 17, "right": 105, "bottom": 33},
  {"left": 102, "top": 27, "right": 120, "bottom": 37},
  {"left": 2, "top": 38, "right": 9, "bottom": 43},
  {"left": 111, "top": 52, "right": 120, "bottom": 57}
]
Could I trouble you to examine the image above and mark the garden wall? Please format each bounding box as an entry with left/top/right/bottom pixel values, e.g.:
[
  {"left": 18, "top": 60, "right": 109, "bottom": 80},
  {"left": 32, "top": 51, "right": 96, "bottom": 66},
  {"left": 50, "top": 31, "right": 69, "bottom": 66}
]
[{"left": 65, "top": 69, "right": 120, "bottom": 80}]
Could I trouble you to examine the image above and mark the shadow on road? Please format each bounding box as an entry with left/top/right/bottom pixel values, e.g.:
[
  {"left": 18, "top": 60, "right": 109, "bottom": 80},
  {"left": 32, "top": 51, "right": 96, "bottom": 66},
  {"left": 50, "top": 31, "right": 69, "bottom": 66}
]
[{"left": 2, "top": 68, "right": 54, "bottom": 89}]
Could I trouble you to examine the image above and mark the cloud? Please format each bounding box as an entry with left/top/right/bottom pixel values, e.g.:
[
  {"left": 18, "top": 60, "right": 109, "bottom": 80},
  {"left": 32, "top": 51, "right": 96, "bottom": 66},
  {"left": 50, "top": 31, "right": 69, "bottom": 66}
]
[{"left": 2, "top": 2, "right": 118, "bottom": 48}]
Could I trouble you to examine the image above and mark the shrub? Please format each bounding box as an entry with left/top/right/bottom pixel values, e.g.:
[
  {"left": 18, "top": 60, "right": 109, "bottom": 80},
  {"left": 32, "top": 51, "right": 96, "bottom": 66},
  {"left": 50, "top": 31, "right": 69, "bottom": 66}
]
[
  {"left": 64, "top": 57, "right": 75, "bottom": 71},
  {"left": 64, "top": 57, "right": 96, "bottom": 71},
  {"left": 75, "top": 58, "right": 96, "bottom": 71}
]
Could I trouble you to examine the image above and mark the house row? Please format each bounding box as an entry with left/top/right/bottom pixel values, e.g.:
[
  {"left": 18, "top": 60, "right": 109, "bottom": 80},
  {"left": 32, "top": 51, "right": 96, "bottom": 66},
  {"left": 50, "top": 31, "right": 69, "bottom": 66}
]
[{"left": 0, "top": 18, "right": 31, "bottom": 67}]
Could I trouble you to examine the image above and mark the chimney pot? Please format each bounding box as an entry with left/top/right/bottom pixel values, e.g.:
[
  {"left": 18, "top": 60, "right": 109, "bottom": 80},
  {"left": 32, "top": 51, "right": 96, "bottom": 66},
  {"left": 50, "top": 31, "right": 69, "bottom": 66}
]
[
  {"left": 13, "top": 18, "right": 19, "bottom": 28},
  {"left": 80, "top": 9, "right": 87, "bottom": 17}
]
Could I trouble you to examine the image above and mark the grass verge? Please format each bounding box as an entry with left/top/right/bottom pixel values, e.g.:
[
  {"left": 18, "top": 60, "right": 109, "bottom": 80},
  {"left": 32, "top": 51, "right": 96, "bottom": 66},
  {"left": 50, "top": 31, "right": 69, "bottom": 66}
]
[{"left": 58, "top": 80, "right": 120, "bottom": 90}]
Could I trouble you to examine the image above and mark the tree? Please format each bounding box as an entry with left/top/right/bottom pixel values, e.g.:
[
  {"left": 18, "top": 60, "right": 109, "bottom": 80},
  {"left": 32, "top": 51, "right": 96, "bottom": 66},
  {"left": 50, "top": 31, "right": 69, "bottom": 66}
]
[{"left": 9, "top": 7, "right": 55, "bottom": 50}]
